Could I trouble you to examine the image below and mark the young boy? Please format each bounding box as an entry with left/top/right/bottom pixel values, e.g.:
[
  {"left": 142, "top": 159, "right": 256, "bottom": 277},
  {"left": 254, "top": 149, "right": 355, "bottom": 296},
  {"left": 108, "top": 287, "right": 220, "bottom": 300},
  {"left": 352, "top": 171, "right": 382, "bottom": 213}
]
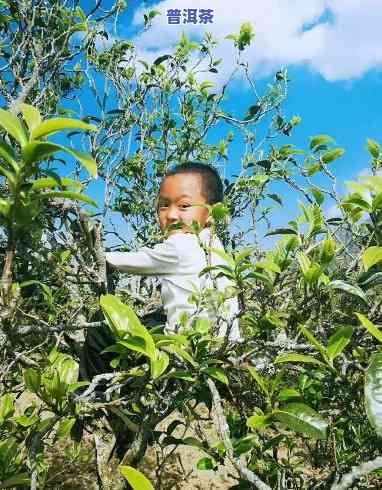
[{"left": 105, "top": 162, "right": 241, "bottom": 341}]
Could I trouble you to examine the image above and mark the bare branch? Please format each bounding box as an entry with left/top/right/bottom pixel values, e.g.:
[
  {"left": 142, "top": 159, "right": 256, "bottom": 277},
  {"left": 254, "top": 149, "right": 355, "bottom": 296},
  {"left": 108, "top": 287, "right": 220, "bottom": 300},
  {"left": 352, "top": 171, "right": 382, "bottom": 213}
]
[{"left": 331, "top": 456, "right": 382, "bottom": 490}]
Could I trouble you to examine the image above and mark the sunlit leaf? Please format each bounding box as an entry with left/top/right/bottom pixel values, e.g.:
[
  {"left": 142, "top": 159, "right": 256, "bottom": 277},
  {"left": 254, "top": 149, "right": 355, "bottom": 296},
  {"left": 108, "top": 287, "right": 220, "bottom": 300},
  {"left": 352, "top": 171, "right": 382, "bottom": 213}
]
[
  {"left": 364, "top": 352, "right": 382, "bottom": 436},
  {"left": 273, "top": 403, "right": 328, "bottom": 439},
  {"left": 150, "top": 351, "right": 169, "bottom": 379},
  {"left": 119, "top": 466, "right": 154, "bottom": 490},
  {"left": 0, "top": 108, "right": 28, "bottom": 146},
  {"left": 203, "top": 367, "right": 228, "bottom": 385},
  {"left": 100, "top": 295, "right": 156, "bottom": 359},
  {"left": 362, "top": 247, "right": 382, "bottom": 272},
  {"left": 31, "top": 117, "right": 96, "bottom": 140},
  {"left": 18, "top": 103, "right": 41, "bottom": 132},
  {"left": 275, "top": 353, "right": 326, "bottom": 368},
  {"left": 56, "top": 417, "right": 76, "bottom": 439},
  {"left": 196, "top": 457, "right": 217, "bottom": 470},
  {"left": 310, "top": 134, "right": 334, "bottom": 151},
  {"left": 356, "top": 313, "right": 382, "bottom": 344},
  {"left": 246, "top": 414, "right": 270, "bottom": 429},
  {"left": 367, "top": 138, "right": 381, "bottom": 159},
  {"left": 22, "top": 141, "right": 97, "bottom": 177},
  {"left": 328, "top": 280, "right": 368, "bottom": 304},
  {"left": 322, "top": 148, "right": 345, "bottom": 164},
  {"left": 327, "top": 326, "right": 354, "bottom": 361},
  {"left": 24, "top": 369, "right": 41, "bottom": 393},
  {"left": 36, "top": 191, "right": 97, "bottom": 207},
  {"left": 248, "top": 366, "right": 268, "bottom": 396},
  {"left": 31, "top": 177, "right": 82, "bottom": 191}
]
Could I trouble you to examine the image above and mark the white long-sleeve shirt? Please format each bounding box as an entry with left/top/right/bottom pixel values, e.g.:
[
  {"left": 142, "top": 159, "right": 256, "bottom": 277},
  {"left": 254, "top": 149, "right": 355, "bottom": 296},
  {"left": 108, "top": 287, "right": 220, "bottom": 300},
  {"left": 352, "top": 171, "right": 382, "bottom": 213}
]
[{"left": 105, "top": 227, "right": 241, "bottom": 341}]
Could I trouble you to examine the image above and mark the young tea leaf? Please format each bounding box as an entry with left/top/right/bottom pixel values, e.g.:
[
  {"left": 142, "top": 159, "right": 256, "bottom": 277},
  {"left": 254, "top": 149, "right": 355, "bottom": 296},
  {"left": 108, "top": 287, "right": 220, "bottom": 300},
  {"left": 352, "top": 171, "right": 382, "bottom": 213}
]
[
  {"left": 327, "top": 326, "right": 354, "bottom": 362},
  {"left": 356, "top": 313, "right": 382, "bottom": 344},
  {"left": 119, "top": 466, "right": 154, "bottom": 490},
  {"left": 362, "top": 247, "right": 382, "bottom": 272},
  {"left": 273, "top": 403, "right": 328, "bottom": 440},
  {"left": 364, "top": 352, "right": 382, "bottom": 437}
]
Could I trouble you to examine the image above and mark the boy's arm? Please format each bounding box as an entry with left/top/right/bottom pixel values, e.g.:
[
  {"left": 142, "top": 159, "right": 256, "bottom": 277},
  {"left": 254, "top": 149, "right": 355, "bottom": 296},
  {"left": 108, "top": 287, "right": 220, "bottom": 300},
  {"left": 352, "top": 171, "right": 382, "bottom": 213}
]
[{"left": 105, "top": 239, "right": 179, "bottom": 275}]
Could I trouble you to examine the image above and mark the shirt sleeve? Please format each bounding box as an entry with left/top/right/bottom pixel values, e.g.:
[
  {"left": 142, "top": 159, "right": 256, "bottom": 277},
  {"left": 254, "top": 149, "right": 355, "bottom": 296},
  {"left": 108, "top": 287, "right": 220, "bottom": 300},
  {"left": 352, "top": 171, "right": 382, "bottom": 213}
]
[{"left": 105, "top": 239, "right": 180, "bottom": 276}]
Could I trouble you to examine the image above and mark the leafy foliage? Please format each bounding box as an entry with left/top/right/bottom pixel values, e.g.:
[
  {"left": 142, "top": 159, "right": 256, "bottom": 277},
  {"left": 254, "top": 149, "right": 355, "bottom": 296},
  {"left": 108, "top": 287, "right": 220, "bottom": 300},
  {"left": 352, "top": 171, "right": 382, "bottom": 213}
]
[{"left": 0, "top": 3, "right": 381, "bottom": 490}]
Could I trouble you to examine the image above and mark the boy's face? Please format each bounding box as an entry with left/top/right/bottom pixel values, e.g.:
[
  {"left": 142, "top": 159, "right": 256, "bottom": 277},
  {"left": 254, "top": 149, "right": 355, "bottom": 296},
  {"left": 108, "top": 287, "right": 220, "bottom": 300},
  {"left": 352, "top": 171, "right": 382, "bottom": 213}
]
[{"left": 157, "top": 173, "right": 210, "bottom": 235}]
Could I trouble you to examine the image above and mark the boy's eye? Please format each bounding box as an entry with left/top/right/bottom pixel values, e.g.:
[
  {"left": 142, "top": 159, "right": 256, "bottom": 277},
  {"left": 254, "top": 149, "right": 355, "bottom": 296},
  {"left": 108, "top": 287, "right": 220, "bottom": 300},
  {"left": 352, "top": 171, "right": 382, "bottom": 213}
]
[{"left": 179, "top": 204, "right": 191, "bottom": 209}]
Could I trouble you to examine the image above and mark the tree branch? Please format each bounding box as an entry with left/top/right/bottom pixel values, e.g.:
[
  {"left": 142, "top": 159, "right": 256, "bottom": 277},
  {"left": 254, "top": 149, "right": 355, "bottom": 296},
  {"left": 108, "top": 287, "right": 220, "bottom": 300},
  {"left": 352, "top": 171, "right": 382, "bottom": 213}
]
[
  {"left": 330, "top": 456, "right": 382, "bottom": 490},
  {"left": 207, "top": 378, "right": 271, "bottom": 490}
]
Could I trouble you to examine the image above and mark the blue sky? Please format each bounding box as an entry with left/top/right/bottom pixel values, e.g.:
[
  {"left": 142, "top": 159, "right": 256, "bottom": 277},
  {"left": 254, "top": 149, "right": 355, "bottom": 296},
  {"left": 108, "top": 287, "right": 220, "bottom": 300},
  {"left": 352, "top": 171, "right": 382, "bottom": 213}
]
[{"left": 78, "top": 0, "right": 382, "bottom": 244}]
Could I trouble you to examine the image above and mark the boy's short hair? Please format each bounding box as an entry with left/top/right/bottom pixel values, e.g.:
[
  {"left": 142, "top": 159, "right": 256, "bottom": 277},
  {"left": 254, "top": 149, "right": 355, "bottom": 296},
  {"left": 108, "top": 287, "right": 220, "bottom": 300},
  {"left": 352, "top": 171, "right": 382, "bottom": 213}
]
[{"left": 163, "top": 162, "right": 224, "bottom": 204}]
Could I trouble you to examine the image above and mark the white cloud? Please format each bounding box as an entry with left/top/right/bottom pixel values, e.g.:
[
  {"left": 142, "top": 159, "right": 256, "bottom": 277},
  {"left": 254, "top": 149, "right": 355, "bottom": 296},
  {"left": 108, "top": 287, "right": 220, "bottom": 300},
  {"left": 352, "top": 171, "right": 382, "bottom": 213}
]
[
  {"left": 326, "top": 203, "right": 341, "bottom": 218},
  {"left": 357, "top": 167, "right": 382, "bottom": 178},
  {"left": 130, "top": 0, "right": 382, "bottom": 83}
]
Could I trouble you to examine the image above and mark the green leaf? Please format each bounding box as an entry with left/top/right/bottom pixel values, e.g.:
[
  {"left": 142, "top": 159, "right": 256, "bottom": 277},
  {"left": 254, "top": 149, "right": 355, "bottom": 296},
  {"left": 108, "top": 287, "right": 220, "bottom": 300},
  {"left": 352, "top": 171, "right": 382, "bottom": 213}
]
[
  {"left": 36, "top": 191, "right": 98, "bottom": 208},
  {"left": 327, "top": 326, "right": 354, "bottom": 361},
  {"left": 233, "top": 435, "right": 259, "bottom": 455},
  {"left": 30, "top": 117, "right": 97, "bottom": 140},
  {"left": 362, "top": 247, "right": 382, "bottom": 272},
  {"left": 119, "top": 466, "right": 154, "bottom": 490},
  {"left": 0, "top": 394, "right": 14, "bottom": 420},
  {"left": 211, "top": 202, "right": 230, "bottom": 221},
  {"left": 208, "top": 247, "right": 235, "bottom": 267},
  {"left": 310, "top": 187, "right": 325, "bottom": 205},
  {"left": 153, "top": 54, "right": 171, "bottom": 65},
  {"left": 150, "top": 351, "right": 169, "bottom": 379},
  {"left": 356, "top": 313, "right": 382, "bottom": 344},
  {"left": 0, "top": 108, "right": 28, "bottom": 146},
  {"left": 360, "top": 175, "right": 382, "bottom": 193},
  {"left": 18, "top": 103, "right": 41, "bottom": 133},
  {"left": 0, "top": 139, "right": 17, "bottom": 169},
  {"left": 277, "top": 388, "right": 301, "bottom": 402},
  {"left": 322, "top": 148, "right": 345, "bottom": 164},
  {"left": 199, "top": 80, "right": 214, "bottom": 92},
  {"left": 372, "top": 192, "right": 382, "bottom": 211},
  {"left": 248, "top": 366, "right": 268, "bottom": 396},
  {"left": 0, "top": 473, "right": 30, "bottom": 488},
  {"left": 203, "top": 367, "right": 228, "bottom": 385},
  {"left": 364, "top": 352, "right": 382, "bottom": 436},
  {"left": 328, "top": 280, "right": 368, "bottom": 304},
  {"left": 22, "top": 141, "right": 97, "bottom": 177},
  {"left": 367, "top": 138, "right": 380, "bottom": 159},
  {"left": 0, "top": 198, "right": 11, "bottom": 217},
  {"left": 196, "top": 457, "right": 217, "bottom": 470},
  {"left": 100, "top": 294, "right": 156, "bottom": 359},
  {"left": 310, "top": 134, "right": 334, "bottom": 151},
  {"left": 167, "top": 345, "right": 197, "bottom": 367},
  {"left": 19, "top": 280, "right": 53, "bottom": 304},
  {"left": 56, "top": 417, "right": 76, "bottom": 439},
  {"left": 0, "top": 163, "right": 16, "bottom": 185},
  {"left": 275, "top": 353, "right": 326, "bottom": 368},
  {"left": 14, "top": 414, "right": 39, "bottom": 427},
  {"left": 24, "top": 369, "right": 41, "bottom": 393},
  {"left": 54, "top": 355, "right": 79, "bottom": 385},
  {"left": 273, "top": 403, "right": 328, "bottom": 439},
  {"left": 246, "top": 414, "right": 270, "bottom": 429},
  {"left": 31, "top": 177, "right": 82, "bottom": 191},
  {"left": 299, "top": 325, "right": 327, "bottom": 358},
  {"left": 255, "top": 260, "right": 281, "bottom": 274},
  {"left": 359, "top": 272, "right": 382, "bottom": 289},
  {"left": 265, "top": 228, "right": 298, "bottom": 237},
  {"left": 167, "top": 370, "right": 195, "bottom": 382}
]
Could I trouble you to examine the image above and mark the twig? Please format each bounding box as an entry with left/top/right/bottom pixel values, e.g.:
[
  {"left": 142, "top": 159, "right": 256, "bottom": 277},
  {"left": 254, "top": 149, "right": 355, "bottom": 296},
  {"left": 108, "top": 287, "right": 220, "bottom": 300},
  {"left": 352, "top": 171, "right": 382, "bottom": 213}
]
[
  {"left": 330, "top": 456, "right": 382, "bottom": 490},
  {"left": 206, "top": 378, "right": 271, "bottom": 490}
]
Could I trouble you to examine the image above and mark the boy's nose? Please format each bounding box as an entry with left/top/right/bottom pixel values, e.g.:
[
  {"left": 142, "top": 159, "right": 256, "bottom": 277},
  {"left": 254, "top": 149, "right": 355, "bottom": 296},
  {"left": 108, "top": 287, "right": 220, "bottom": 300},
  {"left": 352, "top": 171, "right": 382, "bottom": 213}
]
[{"left": 166, "top": 206, "right": 180, "bottom": 222}]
